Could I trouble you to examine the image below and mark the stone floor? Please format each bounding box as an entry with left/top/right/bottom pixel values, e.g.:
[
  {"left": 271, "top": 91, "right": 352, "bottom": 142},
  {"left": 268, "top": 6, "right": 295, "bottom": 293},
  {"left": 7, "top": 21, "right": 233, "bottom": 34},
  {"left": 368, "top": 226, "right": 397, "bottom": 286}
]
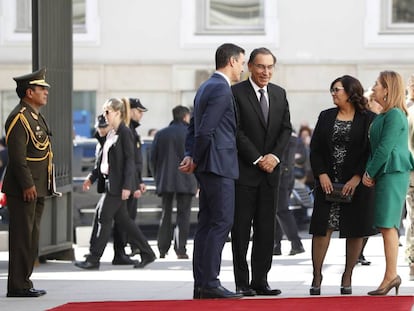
[{"left": 0, "top": 232, "right": 413, "bottom": 311}]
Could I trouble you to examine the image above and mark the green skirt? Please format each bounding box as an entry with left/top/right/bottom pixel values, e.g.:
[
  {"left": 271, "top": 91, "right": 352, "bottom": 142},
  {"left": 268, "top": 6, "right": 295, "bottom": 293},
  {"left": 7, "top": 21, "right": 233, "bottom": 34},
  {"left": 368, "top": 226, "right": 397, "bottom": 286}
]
[{"left": 374, "top": 171, "right": 409, "bottom": 229}]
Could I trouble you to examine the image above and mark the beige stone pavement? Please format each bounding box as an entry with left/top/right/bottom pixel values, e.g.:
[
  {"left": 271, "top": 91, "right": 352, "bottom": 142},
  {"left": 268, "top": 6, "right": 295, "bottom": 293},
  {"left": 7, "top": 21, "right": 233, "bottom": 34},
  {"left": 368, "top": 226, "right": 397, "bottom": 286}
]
[{"left": 0, "top": 232, "right": 413, "bottom": 311}]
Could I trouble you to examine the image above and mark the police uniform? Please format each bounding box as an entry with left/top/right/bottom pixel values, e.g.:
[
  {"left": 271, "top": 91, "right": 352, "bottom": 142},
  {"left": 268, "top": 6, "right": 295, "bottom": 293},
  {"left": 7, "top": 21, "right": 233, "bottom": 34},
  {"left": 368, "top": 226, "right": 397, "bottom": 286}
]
[{"left": 3, "top": 68, "right": 52, "bottom": 297}]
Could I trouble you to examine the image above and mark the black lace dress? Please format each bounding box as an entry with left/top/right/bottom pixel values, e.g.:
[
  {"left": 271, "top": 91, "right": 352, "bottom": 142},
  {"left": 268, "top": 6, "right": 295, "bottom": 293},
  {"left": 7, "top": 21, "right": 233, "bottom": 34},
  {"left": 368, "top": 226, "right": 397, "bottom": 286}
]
[{"left": 328, "top": 119, "right": 352, "bottom": 230}]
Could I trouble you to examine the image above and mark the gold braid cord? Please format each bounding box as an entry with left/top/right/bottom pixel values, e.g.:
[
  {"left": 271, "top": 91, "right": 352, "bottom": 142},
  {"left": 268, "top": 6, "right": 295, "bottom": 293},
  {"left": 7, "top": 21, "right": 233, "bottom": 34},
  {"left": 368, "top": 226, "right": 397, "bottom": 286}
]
[{"left": 6, "top": 110, "right": 53, "bottom": 190}]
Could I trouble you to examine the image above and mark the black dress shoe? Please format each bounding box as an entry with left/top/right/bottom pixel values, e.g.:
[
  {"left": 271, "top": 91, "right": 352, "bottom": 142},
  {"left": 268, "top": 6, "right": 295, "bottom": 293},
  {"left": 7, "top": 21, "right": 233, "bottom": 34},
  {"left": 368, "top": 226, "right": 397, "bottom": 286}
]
[
  {"left": 134, "top": 256, "right": 156, "bottom": 268},
  {"left": 289, "top": 245, "right": 305, "bottom": 255},
  {"left": 112, "top": 254, "right": 139, "bottom": 265},
  {"left": 357, "top": 255, "right": 371, "bottom": 266},
  {"left": 273, "top": 246, "right": 282, "bottom": 256},
  {"left": 200, "top": 286, "right": 243, "bottom": 299},
  {"left": 159, "top": 253, "right": 166, "bottom": 259},
  {"left": 236, "top": 286, "right": 256, "bottom": 296},
  {"left": 177, "top": 253, "right": 189, "bottom": 259},
  {"left": 193, "top": 287, "right": 201, "bottom": 299},
  {"left": 7, "top": 288, "right": 47, "bottom": 298},
  {"left": 74, "top": 260, "right": 100, "bottom": 270},
  {"left": 251, "top": 285, "right": 282, "bottom": 296},
  {"left": 37, "top": 288, "right": 47, "bottom": 295}
]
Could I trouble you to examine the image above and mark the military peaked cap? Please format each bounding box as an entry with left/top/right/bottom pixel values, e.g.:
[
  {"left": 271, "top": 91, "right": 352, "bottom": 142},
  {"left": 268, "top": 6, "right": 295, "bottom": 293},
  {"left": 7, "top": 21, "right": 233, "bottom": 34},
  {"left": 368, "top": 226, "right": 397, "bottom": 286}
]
[{"left": 13, "top": 67, "right": 51, "bottom": 89}]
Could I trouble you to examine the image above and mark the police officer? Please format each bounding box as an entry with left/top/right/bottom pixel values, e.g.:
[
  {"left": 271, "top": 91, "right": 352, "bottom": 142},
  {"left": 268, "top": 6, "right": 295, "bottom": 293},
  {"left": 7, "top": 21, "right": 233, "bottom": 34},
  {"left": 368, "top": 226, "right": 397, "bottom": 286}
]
[{"left": 3, "top": 68, "right": 53, "bottom": 297}]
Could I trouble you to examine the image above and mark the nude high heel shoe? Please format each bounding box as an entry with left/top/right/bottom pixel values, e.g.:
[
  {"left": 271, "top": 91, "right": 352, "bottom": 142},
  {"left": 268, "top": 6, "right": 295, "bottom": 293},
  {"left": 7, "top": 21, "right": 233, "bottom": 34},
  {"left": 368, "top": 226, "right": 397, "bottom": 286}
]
[{"left": 367, "top": 275, "right": 401, "bottom": 296}]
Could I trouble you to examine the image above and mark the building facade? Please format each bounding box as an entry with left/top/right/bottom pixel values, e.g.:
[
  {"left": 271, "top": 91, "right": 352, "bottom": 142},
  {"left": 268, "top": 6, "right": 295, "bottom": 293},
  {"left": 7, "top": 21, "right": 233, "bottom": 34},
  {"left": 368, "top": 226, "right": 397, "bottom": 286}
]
[{"left": 0, "top": 0, "right": 413, "bottom": 136}]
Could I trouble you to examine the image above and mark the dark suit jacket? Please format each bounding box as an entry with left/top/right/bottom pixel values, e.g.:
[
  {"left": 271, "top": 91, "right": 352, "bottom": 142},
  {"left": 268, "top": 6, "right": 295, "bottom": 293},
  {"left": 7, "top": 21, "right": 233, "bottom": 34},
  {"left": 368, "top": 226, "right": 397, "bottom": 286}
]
[
  {"left": 105, "top": 122, "right": 136, "bottom": 195},
  {"left": 232, "top": 79, "right": 292, "bottom": 187},
  {"left": 309, "top": 108, "right": 377, "bottom": 237},
  {"left": 185, "top": 73, "right": 239, "bottom": 179},
  {"left": 151, "top": 120, "right": 197, "bottom": 195}
]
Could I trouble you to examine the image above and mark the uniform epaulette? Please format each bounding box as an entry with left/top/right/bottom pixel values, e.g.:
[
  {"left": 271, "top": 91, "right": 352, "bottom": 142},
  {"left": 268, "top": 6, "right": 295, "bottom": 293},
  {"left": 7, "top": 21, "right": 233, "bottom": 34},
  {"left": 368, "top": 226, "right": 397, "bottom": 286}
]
[{"left": 19, "top": 107, "right": 26, "bottom": 113}]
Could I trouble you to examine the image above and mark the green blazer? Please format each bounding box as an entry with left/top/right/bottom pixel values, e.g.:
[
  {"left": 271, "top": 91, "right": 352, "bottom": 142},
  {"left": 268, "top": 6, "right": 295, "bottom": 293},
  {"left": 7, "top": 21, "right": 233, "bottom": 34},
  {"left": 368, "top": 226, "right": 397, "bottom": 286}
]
[{"left": 366, "top": 108, "right": 414, "bottom": 178}]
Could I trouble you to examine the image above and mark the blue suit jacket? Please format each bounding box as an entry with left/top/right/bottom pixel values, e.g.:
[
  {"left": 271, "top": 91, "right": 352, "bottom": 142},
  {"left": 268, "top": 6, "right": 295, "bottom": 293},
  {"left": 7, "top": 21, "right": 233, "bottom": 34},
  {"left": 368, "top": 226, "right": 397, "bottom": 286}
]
[{"left": 185, "top": 73, "right": 239, "bottom": 179}]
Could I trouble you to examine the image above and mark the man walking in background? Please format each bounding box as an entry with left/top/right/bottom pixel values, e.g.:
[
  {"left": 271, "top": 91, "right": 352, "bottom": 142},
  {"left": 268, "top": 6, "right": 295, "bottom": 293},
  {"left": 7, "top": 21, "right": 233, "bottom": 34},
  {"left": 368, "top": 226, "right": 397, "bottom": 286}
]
[
  {"left": 151, "top": 105, "right": 197, "bottom": 259},
  {"left": 273, "top": 130, "right": 305, "bottom": 256}
]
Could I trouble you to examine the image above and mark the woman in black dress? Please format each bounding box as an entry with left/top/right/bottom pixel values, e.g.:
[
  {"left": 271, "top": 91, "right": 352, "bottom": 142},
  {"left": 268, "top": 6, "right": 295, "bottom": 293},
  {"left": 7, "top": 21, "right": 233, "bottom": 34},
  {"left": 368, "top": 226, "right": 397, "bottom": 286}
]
[{"left": 309, "top": 75, "right": 376, "bottom": 295}]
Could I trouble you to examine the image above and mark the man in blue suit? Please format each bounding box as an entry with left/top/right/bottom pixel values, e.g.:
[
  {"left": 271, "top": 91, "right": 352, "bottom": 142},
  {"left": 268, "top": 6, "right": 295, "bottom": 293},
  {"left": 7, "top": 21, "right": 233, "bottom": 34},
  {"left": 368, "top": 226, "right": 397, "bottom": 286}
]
[{"left": 180, "top": 43, "right": 245, "bottom": 299}]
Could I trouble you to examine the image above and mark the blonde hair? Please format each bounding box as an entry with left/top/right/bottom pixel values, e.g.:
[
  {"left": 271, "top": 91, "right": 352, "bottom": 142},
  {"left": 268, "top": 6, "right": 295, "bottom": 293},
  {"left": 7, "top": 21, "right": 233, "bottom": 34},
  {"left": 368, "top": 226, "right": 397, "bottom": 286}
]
[
  {"left": 378, "top": 71, "right": 407, "bottom": 115},
  {"left": 103, "top": 97, "right": 131, "bottom": 126},
  {"left": 408, "top": 74, "right": 414, "bottom": 87},
  {"left": 408, "top": 74, "right": 414, "bottom": 101}
]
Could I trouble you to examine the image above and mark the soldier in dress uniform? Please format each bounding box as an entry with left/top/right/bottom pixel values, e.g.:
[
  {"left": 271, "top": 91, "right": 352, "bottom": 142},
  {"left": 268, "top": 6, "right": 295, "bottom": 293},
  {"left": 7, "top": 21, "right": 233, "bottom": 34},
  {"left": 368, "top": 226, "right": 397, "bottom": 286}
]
[{"left": 3, "top": 68, "right": 53, "bottom": 298}]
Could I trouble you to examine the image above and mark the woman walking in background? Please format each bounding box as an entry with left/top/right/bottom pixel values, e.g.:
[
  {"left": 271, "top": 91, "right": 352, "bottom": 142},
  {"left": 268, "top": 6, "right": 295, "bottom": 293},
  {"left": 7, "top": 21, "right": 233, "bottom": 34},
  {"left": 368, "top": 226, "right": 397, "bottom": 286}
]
[
  {"left": 363, "top": 71, "right": 414, "bottom": 295},
  {"left": 75, "top": 98, "right": 156, "bottom": 270}
]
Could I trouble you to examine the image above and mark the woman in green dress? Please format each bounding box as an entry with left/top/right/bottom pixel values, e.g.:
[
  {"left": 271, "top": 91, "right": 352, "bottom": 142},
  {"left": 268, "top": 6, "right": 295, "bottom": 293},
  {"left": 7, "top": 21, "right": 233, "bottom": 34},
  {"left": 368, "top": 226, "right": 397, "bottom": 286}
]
[{"left": 363, "top": 70, "right": 414, "bottom": 296}]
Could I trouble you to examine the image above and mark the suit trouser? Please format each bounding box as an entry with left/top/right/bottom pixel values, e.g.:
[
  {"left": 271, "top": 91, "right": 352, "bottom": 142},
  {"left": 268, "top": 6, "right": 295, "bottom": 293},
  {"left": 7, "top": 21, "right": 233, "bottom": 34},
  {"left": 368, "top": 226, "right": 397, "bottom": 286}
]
[
  {"left": 7, "top": 196, "right": 44, "bottom": 292},
  {"left": 157, "top": 192, "right": 193, "bottom": 256},
  {"left": 232, "top": 179, "right": 276, "bottom": 288},
  {"left": 89, "top": 195, "right": 104, "bottom": 248},
  {"left": 193, "top": 172, "right": 234, "bottom": 288},
  {"left": 275, "top": 171, "right": 301, "bottom": 247},
  {"left": 89, "top": 193, "right": 154, "bottom": 262},
  {"left": 112, "top": 196, "right": 140, "bottom": 255},
  {"left": 405, "top": 171, "right": 414, "bottom": 263}
]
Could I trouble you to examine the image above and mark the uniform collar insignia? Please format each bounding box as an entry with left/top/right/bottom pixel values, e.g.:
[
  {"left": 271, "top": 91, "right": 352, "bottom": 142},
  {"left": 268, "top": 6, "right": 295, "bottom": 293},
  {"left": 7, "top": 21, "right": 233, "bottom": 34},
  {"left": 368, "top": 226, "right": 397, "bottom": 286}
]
[{"left": 31, "top": 112, "right": 39, "bottom": 120}]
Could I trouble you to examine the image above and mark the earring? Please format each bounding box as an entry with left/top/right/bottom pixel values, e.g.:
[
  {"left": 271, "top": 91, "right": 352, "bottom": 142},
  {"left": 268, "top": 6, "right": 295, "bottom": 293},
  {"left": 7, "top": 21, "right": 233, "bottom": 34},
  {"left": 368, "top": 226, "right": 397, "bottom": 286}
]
[{"left": 383, "top": 95, "right": 387, "bottom": 102}]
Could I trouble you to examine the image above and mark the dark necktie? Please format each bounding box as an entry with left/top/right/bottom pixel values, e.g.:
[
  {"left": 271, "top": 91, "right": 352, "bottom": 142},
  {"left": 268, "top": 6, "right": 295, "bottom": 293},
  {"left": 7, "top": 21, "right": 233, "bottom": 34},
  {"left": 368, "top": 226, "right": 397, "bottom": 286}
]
[{"left": 259, "top": 89, "right": 268, "bottom": 123}]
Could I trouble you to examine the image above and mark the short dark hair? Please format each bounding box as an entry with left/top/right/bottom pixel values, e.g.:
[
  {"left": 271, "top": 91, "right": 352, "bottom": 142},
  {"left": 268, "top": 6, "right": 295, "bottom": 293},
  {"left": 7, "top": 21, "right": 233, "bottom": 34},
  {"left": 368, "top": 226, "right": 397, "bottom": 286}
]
[
  {"left": 172, "top": 105, "right": 190, "bottom": 121},
  {"left": 215, "top": 43, "right": 245, "bottom": 70},
  {"left": 16, "top": 85, "right": 36, "bottom": 99},
  {"left": 330, "top": 75, "right": 367, "bottom": 111},
  {"left": 248, "top": 47, "right": 277, "bottom": 65}
]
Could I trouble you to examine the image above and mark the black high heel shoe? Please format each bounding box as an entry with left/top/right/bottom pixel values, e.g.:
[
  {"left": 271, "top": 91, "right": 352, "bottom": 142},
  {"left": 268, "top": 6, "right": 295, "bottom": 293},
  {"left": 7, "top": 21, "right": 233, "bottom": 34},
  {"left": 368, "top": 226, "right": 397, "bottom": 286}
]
[
  {"left": 367, "top": 275, "right": 401, "bottom": 296},
  {"left": 309, "top": 275, "right": 322, "bottom": 295},
  {"left": 309, "top": 286, "right": 320, "bottom": 295},
  {"left": 340, "top": 273, "right": 352, "bottom": 295}
]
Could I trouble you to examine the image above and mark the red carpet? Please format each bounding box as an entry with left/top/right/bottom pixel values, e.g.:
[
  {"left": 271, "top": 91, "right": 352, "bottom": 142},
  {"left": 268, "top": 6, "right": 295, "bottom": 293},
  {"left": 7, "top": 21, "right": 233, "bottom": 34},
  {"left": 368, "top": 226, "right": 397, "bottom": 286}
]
[{"left": 48, "top": 296, "right": 414, "bottom": 311}]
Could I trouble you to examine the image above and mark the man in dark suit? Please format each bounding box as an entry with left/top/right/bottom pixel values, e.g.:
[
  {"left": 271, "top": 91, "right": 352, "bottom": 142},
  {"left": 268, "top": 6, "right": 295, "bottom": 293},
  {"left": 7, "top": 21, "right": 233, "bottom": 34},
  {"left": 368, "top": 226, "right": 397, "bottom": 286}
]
[
  {"left": 273, "top": 130, "right": 305, "bottom": 256},
  {"left": 231, "top": 47, "right": 292, "bottom": 296},
  {"left": 151, "top": 106, "right": 197, "bottom": 259},
  {"left": 180, "top": 43, "right": 245, "bottom": 299},
  {"left": 3, "top": 68, "right": 52, "bottom": 297}
]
